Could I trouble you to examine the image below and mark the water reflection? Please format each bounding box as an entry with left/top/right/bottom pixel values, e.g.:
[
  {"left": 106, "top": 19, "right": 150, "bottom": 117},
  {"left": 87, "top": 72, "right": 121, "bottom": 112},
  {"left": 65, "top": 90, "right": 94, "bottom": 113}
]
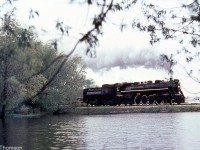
[
  {"left": 0, "top": 113, "right": 200, "bottom": 150},
  {"left": 82, "top": 114, "right": 178, "bottom": 150}
]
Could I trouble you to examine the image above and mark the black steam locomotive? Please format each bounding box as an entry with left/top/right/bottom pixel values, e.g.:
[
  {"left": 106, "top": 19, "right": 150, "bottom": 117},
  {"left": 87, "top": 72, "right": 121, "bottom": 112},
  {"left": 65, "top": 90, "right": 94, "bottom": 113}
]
[{"left": 83, "top": 78, "right": 185, "bottom": 106}]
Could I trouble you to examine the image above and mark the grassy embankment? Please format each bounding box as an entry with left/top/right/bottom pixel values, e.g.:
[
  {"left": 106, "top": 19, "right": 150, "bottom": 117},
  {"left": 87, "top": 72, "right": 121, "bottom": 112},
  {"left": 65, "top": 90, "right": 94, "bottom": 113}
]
[
  {"left": 1, "top": 104, "right": 200, "bottom": 118},
  {"left": 56, "top": 104, "right": 200, "bottom": 115}
]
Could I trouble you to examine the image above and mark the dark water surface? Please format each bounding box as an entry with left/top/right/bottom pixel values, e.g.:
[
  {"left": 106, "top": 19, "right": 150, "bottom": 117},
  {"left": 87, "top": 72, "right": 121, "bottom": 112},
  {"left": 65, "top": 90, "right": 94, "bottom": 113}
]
[{"left": 0, "top": 113, "right": 200, "bottom": 150}]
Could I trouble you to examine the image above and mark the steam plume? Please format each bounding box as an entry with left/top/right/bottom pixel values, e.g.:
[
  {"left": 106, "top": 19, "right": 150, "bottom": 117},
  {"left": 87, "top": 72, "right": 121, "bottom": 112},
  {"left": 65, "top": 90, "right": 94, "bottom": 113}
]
[{"left": 85, "top": 48, "right": 170, "bottom": 71}]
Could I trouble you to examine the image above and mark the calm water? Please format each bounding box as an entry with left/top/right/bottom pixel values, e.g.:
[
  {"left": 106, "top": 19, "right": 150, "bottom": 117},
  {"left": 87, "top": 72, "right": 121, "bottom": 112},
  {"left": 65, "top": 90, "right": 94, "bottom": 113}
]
[{"left": 1, "top": 113, "right": 200, "bottom": 150}]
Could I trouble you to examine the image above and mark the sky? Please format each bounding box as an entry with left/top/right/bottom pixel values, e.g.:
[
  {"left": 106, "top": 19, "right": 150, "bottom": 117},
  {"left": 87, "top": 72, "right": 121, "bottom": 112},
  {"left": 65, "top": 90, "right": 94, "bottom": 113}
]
[{"left": 2, "top": 0, "right": 200, "bottom": 97}]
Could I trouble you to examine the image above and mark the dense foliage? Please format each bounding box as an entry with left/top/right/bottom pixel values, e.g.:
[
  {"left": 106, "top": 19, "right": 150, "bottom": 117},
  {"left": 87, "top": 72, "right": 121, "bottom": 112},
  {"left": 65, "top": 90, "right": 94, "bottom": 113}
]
[{"left": 0, "top": 15, "right": 86, "bottom": 116}]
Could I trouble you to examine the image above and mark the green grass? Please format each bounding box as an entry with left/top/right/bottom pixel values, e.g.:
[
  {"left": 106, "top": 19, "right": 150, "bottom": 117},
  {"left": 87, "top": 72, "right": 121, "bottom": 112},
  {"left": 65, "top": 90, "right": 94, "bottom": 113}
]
[
  {"left": 64, "top": 105, "right": 200, "bottom": 115},
  {"left": 5, "top": 104, "right": 200, "bottom": 118}
]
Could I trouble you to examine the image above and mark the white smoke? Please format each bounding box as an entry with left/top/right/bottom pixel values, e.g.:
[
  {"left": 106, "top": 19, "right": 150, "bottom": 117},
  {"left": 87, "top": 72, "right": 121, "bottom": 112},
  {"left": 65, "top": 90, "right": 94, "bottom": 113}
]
[{"left": 84, "top": 48, "right": 170, "bottom": 71}]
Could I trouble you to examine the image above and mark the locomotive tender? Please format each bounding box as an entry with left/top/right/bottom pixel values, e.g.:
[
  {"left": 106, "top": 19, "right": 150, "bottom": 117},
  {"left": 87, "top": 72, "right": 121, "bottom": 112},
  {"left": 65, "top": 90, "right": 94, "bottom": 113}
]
[{"left": 83, "top": 78, "right": 185, "bottom": 106}]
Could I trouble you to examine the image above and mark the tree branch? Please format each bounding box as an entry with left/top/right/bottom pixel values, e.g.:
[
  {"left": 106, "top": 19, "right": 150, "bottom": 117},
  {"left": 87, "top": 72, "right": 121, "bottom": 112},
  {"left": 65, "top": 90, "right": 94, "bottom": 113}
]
[{"left": 14, "top": 0, "right": 114, "bottom": 110}]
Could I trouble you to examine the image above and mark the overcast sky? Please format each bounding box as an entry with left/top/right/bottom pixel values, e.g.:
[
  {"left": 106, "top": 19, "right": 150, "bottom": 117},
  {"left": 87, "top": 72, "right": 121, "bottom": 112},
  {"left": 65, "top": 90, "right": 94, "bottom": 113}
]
[{"left": 2, "top": 0, "right": 200, "bottom": 97}]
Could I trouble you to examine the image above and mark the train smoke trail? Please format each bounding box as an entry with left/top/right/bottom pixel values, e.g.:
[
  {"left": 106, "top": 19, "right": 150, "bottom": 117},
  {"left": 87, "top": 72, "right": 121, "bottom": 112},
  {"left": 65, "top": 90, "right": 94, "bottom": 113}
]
[{"left": 84, "top": 48, "right": 170, "bottom": 71}]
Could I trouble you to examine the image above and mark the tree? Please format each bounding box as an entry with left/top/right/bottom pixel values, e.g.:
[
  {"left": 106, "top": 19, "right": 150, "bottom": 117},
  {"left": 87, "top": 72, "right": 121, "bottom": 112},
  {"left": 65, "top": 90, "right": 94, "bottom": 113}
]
[
  {"left": 0, "top": 14, "right": 86, "bottom": 118},
  {"left": 37, "top": 56, "right": 86, "bottom": 111},
  {"left": 0, "top": 13, "right": 26, "bottom": 118},
  {"left": 84, "top": 78, "right": 97, "bottom": 88},
  {"left": 130, "top": 0, "right": 200, "bottom": 81},
  {"left": 1, "top": 0, "right": 119, "bottom": 116}
]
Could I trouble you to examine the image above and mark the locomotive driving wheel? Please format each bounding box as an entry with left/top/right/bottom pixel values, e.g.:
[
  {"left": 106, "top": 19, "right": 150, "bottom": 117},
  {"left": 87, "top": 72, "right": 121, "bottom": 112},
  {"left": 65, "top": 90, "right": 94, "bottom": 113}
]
[
  {"left": 141, "top": 95, "right": 148, "bottom": 105},
  {"left": 156, "top": 96, "right": 162, "bottom": 105},
  {"left": 134, "top": 95, "right": 141, "bottom": 104},
  {"left": 148, "top": 95, "right": 154, "bottom": 105}
]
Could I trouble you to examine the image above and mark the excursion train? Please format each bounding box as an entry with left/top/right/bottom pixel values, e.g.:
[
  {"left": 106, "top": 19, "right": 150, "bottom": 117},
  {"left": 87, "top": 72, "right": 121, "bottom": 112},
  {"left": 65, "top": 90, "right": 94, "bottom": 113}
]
[{"left": 83, "top": 78, "right": 185, "bottom": 106}]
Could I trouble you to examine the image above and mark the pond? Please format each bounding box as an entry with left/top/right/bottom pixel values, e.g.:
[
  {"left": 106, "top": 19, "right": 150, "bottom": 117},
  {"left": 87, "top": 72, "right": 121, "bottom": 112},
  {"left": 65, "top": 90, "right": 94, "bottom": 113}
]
[{"left": 0, "top": 113, "right": 200, "bottom": 150}]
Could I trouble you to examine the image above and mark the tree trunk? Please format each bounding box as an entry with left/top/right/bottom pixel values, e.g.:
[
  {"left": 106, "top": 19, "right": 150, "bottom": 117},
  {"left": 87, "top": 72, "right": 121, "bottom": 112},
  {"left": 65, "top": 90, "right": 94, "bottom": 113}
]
[
  {"left": 0, "top": 53, "right": 8, "bottom": 120},
  {"left": 0, "top": 104, "right": 6, "bottom": 119}
]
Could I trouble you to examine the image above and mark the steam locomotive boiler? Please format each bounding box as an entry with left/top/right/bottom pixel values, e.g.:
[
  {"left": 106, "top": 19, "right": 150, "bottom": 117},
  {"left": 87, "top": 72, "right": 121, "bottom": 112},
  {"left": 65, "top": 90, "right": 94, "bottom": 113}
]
[
  {"left": 83, "top": 78, "right": 185, "bottom": 106},
  {"left": 119, "top": 78, "right": 185, "bottom": 105}
]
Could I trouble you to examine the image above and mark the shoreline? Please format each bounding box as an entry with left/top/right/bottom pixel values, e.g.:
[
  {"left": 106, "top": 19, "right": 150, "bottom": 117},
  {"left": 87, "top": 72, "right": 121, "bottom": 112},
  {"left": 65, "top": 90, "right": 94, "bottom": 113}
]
[
  {"left": 55, "top": 104, "right": 200, "bottom": 115},
  {"left": 2, "top": 104, "right": 200, "bottom": 118}
]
